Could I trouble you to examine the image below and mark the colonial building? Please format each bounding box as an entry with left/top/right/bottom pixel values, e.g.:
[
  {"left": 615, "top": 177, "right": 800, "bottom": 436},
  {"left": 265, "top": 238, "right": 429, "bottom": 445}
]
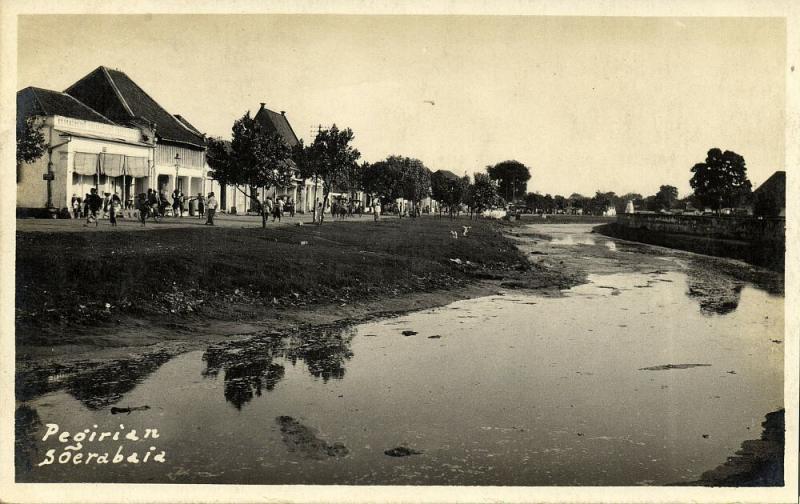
[
  {"left": 16, "top": 86, "right": 155, "bottom": 212},
  {"left": 65, "top": 66, "right": 207, "bottom": 197},
  {"left": 17, "top": 66, "right": 208, "bottom": 213}
]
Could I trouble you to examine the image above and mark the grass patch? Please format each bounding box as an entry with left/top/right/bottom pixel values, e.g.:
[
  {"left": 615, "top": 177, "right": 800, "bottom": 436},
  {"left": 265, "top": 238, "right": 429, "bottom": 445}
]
[{"left": 16, "top": 217, "right": 538, "bottom": 335}]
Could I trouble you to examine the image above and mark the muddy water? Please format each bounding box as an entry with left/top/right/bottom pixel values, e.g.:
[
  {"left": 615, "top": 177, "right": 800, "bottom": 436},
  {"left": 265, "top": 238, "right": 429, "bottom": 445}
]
[{"left": 16, "top": 225, "right": 784, "bottom": 485}]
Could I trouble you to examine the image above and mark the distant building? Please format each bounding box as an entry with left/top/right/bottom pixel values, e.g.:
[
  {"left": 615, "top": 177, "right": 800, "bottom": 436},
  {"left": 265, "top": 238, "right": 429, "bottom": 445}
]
[
  {"left": 752, "top": 171, "right": 786, "bottom": 217},
  {"left": 16, "top": 86, "right": 155, "bottom": 212}
]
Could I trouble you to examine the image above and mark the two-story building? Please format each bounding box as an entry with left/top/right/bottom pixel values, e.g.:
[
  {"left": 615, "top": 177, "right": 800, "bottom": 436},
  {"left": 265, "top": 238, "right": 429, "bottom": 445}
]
[
  {"left": 16, "top": 86, "right": 155, "bottom": 213},
  {"left": 65, "top": 66, "right": 207, "bottom": 198}
]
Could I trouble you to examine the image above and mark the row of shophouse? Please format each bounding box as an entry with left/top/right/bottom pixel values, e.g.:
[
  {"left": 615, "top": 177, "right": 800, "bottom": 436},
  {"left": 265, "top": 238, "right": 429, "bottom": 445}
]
[{"left": 16, "top": 66, "right": 331, "bottom": 216}]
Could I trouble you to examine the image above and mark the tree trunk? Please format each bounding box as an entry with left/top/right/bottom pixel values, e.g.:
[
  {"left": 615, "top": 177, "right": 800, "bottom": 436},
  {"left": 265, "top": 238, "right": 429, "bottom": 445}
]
[{"left": 319, "top": 188, "right": 329, "bottom": 225}]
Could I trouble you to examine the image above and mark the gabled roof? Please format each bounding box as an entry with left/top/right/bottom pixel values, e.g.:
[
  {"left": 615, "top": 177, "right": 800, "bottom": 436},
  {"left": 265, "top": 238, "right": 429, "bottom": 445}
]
[
  {"left": 753, "top": 171, "right": 786, "bottom": 204},
  {"left": 65, "top": 66, "right": 205, "bottom": 149},
  {"left": 17, "top": 86, "right": 115, "bottom": 131},
  {"left": 253, "top": 103, "right": 299, "bottom": 147},
  {"left": 175, "top": 114, "right": 202, "bottom": 136}
]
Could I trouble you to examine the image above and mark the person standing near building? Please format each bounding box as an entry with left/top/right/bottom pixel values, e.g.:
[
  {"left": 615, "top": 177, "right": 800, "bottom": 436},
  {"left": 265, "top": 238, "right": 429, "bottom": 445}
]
[
  {"left": 109, "top": 192, "right": 121, "bottom": 227},
  {"left": 172, "top": 188, "right": 182, "bottom": 217},
  {"left": 205, "top": 192, "right": 217, "bottom": 225},
  {"left": 372, "top": 199, "right": 381, "bottom": 222},
  {"left": 198, "top": 193, "right": 205, "bottom": 219},
  {"left": 71, "top": 194, "right": 81, "bottom": 219}
]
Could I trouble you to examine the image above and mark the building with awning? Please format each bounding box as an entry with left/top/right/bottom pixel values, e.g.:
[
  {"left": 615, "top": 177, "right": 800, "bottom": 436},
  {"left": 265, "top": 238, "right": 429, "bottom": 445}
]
[
  {"left": 65, "top": 66, "right": 207, "bottom": 199},
  {"left": 16, "top": 86, "right": 155, "bottom": 211}
]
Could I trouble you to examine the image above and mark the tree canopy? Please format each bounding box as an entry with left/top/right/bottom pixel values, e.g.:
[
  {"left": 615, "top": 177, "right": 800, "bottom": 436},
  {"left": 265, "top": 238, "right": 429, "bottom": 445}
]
[
  {"left": 486, "top": 160, "right": 531, "bottom": 202},
  {"left": 431, "top": 171, "right": 469, "bottom": 218},
  {"left": 689, "top": 148, "right": 752, "bottom": 211},
  {"left": 653, "top": 185, "right": 679, "bottom": 211},
  {"left": 211, "top": 111, "right": 294, "bottom": 227},
  {"left": 17, "top": 117, "right": 47, "bottom": 166},
  {"left": 466, "top": 173, "right": 499, "bottom": 216},
  {"left": 305, "top": 124, "right": 361, "bottom": 223}
]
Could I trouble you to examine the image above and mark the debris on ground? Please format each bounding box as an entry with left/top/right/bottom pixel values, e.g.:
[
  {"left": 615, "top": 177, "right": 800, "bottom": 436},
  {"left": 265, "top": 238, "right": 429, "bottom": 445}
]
[{"left": 384, "top": 446, "right": 423, "bottom": 457}]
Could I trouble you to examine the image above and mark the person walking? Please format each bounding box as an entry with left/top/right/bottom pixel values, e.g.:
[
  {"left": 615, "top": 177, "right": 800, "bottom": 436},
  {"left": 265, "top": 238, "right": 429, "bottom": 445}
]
[
  {"left": 109, "top": 192, "right": 121, "bottom": 227},
  {"left": 205, "top": 192, "right": 217, "bottom": 225},
  {"left": 84, "top": 188, "right": 102, "bottom": 226},
  {"left": 136, "top": 193, "right": 148, "bottom": 226},
  {"left": 264, "top": 197, "right": 274, "bottom": 222},
  {"left": 275, "top": 197, "right": 284, "bottom": 223}
]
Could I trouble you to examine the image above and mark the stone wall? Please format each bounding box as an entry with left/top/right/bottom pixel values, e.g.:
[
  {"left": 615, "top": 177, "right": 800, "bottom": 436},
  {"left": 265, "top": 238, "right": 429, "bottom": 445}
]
[{"left": 616, "top": 213, "right": 785, "bottom": 244}]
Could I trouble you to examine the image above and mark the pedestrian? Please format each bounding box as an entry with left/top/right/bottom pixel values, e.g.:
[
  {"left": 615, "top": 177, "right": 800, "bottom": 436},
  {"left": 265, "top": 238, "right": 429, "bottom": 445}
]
[
  {"left": 136, "top": 193, "right": 148, "bottom": 226},
  {"left": 373, "top": 199, "right": 381, "bottom": 222},
  {"left": 83, "top": 193, "right": 91, "bottom": 219},
  {"left": 288, "top": 199, "right": 295, "bottom": 217},
  {"left": 198, "top": 193, "right": 205, "bottom": 218},
  {"left": 84, "top": 188, "right": 102, "bottom": 226},
  {"left": 159, "top": 190, "right": 170, "bottom": 217},
  {"left": 71, "top": 194, "right": 81, "bottom": 219},
  {"left": 172, "top": 188, "right": 182, "bottom": 217},
  {"left": 205, "top": 192, "right": 217, "bottom": 225},
  {"left": 102, "top": 192, "right": 111, "bottom": 219},
  {"left": 109, "top": 192, "right": 121, "bottom": 227},
  {"left": 264, "top": 197, "right": 274, "bottom": 222},
  {"left": 275, "top": 197, "right": 284, "bottom": 222}
]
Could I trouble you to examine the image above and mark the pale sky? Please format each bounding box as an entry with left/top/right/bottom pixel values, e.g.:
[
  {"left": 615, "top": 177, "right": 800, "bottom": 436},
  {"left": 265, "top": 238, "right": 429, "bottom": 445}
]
[{"left": 18, "top": 15, "right": 786, "bottom": 197}]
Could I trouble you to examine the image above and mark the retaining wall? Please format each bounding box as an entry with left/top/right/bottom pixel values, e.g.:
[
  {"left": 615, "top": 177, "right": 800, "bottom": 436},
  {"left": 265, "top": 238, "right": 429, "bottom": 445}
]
[{"left": 616, "top": 213, "right": 785, "bottom": 243}]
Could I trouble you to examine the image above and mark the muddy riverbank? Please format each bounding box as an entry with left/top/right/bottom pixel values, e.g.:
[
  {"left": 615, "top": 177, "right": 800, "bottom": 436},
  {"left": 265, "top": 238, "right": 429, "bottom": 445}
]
[{"left": 15, "top": 221, "right": 785, "bottom": 486}]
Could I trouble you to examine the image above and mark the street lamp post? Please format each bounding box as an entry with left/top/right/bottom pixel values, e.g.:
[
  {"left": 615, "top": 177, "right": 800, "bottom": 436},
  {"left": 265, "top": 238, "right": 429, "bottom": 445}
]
[{"left": 174, "top": 153, "right": 181, "bottom": 192}]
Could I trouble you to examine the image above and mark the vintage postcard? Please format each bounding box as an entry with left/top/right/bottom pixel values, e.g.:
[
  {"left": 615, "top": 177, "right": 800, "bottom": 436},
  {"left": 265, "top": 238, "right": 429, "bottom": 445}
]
[{"left": 1, "top": 1, "right": 797, "bottom": 503}]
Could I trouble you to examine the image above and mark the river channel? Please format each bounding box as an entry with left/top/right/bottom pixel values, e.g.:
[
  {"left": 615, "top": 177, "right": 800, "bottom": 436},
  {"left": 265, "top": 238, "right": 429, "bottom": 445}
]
[{"left": 15, "top": 224, "right": 784, "bottom": 485}]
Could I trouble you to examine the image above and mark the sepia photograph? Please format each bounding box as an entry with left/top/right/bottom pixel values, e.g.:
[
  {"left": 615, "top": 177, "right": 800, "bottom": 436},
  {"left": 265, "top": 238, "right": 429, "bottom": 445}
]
[{"left": 1, "top": 1, "right": 797, "bottom": 503}]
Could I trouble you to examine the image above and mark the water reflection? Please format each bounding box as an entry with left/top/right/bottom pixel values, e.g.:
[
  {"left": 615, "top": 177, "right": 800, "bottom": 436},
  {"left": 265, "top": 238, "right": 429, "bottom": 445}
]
[
  {"left": 16, "top": 350, "right": 173, "bottom": 409},
  {"left": 201, "top": 326, "right": 355, "bottom": 408}
]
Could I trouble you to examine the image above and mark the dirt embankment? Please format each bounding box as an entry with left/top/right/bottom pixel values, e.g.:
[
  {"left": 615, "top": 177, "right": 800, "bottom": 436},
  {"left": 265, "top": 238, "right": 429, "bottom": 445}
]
[{"left": 15, "top": 218, "right": 579, "bottom": 368}]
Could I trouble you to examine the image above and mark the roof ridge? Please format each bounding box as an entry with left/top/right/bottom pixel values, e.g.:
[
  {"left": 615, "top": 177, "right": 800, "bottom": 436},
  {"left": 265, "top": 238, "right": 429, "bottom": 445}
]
[
  {"left": 101, "top": 66, "right": 135, "bottom": 118},
  {"left": 106, "top": 68, "right": 204, "bottom": 143},
  {"left": 29, "top": 87, "right": 47, "bottom": 116},
  {"left": 173, "top": 113, "right": 203, "bottom": 136},
  {"left": 60, "top": 91, "right": 118, "bottom": 125}
]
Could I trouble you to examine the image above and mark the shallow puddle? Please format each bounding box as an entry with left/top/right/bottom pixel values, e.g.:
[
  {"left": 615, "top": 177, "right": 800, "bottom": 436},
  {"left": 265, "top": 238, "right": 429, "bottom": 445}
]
[{"left": 16, "top": 266, "right": 783, "bottom": 485}]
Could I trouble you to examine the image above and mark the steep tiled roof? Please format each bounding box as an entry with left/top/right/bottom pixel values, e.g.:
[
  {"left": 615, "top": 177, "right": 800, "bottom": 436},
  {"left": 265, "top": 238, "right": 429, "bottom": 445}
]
[
  {"left": 253, "top": 104, "right": 299, "bottom": 147},
  {"left": 65, "top": 66, "right": 205, "bottom": 149},
  {"left": 17, "top": 87, "right": 115, "bottom": 131}
]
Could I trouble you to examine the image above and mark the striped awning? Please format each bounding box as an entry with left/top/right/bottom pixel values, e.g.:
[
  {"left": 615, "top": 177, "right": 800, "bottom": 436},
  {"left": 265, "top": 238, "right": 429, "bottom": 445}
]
[{"left": 73, "top": 152, "right": 99, "bottom": 176}]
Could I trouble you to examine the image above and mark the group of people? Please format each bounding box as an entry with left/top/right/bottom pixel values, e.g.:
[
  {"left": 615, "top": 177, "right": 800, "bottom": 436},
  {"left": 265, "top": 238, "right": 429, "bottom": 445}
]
[
  {"left": 73, "top": 189, "right": 123, "bottom": 227},
  {"left": 135, "top": 190, "right": 217, "bottom": 226},
  {"left": 259, "top": 197, "right": 296, "bottom": 222}
]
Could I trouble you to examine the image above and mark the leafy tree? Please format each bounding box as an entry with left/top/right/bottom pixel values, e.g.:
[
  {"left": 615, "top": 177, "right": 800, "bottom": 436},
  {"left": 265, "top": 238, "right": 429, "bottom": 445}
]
[
  {"left": 431, "top": 171, "right": 469, "bottom": 218},
  {"left": 466, "top": 173, "right": 499, "bottom": 218},
  {"left": 553, "top": 195, "right": 567, "bottom": 213},
  {"left": 690, "top": 148, "right": 752, "bottom": 212},
  {"left": 213, "top": 112, "right": 294, "bottom": 228},
  {"left": 486, "top": 160, "right": 531, "bottom": 202},
  {"left": 588, "top": 191, "right": 616, "bottom": 215},
  {"left": 653, "top": 185, "right": 679, "bottom": 212},
  {"left": 400, "top": 158, "right": 431, "bottom": 217},
  {"left": 618, "top": 192, "right": 644, "bottom": 213},
  {"left": 291, "top": 139, "right": 321, "bottom": 221},
  {"left": 17, "top": 116, "right": 48, "bottom": 182},
  {"left": 306, "top": 124, "right": 361, "bottom": 224},
  {"left": 362, "top": 159, "right": 403, "bottom": 205}
]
